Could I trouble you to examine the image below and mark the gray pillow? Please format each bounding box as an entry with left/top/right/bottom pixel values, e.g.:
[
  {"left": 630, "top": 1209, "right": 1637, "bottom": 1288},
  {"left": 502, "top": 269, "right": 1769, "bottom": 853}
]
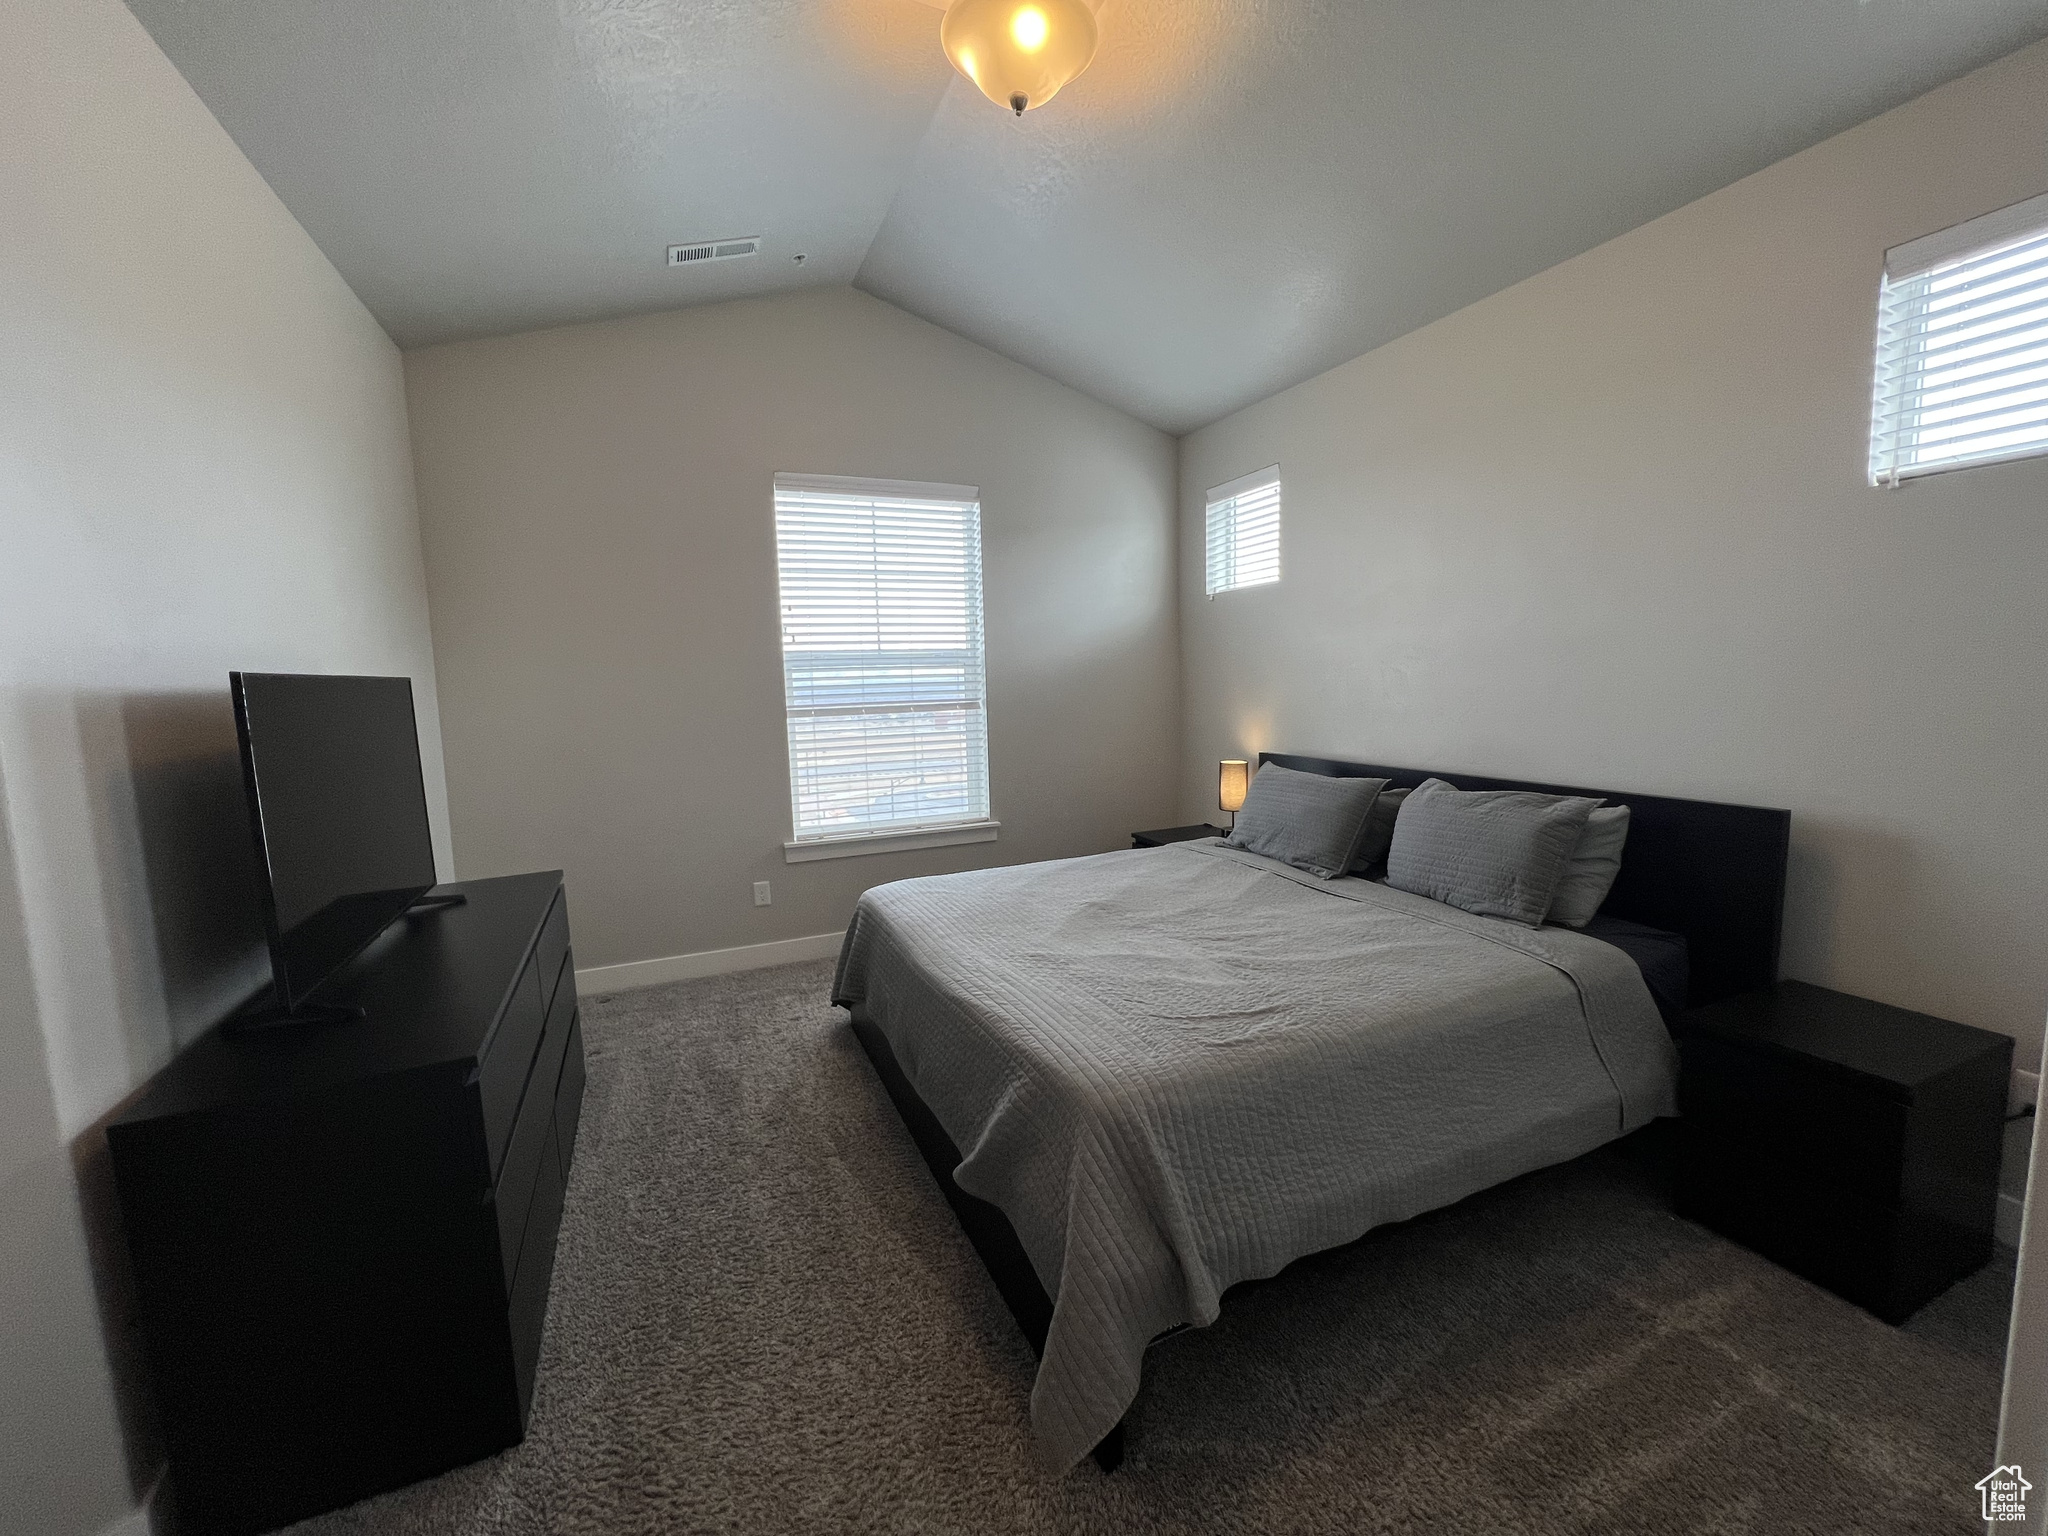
[
  {"left": 1545, "top": 805, "right": 1631, "bottom": 929},
  {"left": 1226, "top": 764, "right": 1388, "bottom": 879},
  {"left": 1347, "top": 785, "right": 1412, "bottom": 874},
  {"left": 1385, "top": 778, "right": 1600, "bottom": 926}
]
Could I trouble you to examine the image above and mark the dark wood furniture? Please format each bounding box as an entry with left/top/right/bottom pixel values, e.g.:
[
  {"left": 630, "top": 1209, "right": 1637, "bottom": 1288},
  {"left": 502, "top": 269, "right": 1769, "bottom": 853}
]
[
  {"left": 107, "top": 871, "right": 585, "bottom": 1536},
  {"left": 1675, "top": 980, "right": 2010, "bottom": 1323},
  {"left": 1264, "top": 753, "right": 1791, "bottom": 1006},
  {"left": 1131, "top": 823, "right": 1227, "bottom": 848},
  {"left": 854, "top": 754, "right": 1790, "bottom": 1469}
]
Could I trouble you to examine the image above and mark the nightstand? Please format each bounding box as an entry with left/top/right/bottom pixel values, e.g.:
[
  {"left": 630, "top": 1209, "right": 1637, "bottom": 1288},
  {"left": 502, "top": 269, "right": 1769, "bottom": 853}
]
[
  {"left": 1131, "top": 824, "right": 1227, "bottom": 849},
  {"left": 1675, "top": 980, "right": 2012, "bottom": 1324}
]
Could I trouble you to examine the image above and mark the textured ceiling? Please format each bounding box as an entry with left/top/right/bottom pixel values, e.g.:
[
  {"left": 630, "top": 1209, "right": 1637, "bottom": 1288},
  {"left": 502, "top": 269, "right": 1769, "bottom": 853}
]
[
  {"left": 127, "top": 0, "right": 2048, "bottom": 433},
  {"left": 120, "top": 0, "right": 955, "bottom": 345}
]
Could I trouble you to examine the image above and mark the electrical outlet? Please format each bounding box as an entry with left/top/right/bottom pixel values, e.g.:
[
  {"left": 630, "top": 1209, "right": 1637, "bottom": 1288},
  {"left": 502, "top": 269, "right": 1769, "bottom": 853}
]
[{"left": 753, "top": 881, "right": 772, "bottom": 907}]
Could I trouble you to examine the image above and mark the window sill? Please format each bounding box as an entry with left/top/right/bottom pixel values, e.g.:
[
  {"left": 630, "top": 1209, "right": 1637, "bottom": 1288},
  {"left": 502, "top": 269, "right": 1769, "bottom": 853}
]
[{"left": 783, "top": 820, "right": 1000, "bottom": 864}]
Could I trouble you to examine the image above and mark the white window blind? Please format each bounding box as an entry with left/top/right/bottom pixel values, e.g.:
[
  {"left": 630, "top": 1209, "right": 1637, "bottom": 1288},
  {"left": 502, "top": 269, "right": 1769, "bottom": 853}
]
[
  {"left": 1869, "top": 190, "right": 2048, "bottom": 486},
  {"left": 1205, "top": 466, "right": 1282, "bottom": 595},
  {"left": 773, "top": 474, "right": 990, "bottom": 844}
]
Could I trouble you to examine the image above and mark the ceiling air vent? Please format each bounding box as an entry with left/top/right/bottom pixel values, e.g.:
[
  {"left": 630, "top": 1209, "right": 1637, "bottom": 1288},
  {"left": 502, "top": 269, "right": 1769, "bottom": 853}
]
[{"left": 668, "top": 236, "right": 761, "bottom": 267}]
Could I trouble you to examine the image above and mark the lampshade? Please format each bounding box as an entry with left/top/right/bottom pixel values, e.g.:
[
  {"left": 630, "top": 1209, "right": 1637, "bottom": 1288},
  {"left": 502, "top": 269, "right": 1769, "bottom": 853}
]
[
  {"left": 1219, "top": 760, "right": 1249, "bottom": 815},
  {"left": 940, "top": 0, "right": 1098, "bottom": 116}
]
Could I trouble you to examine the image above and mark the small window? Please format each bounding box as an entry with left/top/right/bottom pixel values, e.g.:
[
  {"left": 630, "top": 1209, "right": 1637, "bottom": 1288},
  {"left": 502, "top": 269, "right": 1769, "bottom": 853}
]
[
  {"left": 1869, "top": 191, "right": 2048, "bottom": 486},
  {"left": 773, "top": 474, "right": 992, "bottom": 851},
  {"left": 1205, "top": 466, "right": 1282, "bottom": 595}
]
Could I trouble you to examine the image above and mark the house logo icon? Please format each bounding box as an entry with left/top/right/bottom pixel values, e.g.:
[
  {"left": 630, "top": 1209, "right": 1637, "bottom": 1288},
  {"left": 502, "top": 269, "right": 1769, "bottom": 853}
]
[{"left": 1980, "top": 1464, "right": 2031, "bottom": 1522}]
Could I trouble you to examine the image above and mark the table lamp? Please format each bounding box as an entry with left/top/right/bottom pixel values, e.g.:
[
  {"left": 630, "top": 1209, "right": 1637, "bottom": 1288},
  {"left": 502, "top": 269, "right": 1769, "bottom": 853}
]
[{"left": 1219, "top": 760, "right": 1249, "bottom": 832}]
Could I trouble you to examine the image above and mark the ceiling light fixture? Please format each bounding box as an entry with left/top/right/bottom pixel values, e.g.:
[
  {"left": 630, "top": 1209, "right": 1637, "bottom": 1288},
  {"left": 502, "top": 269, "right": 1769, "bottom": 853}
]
[{"left": 940, "top": 0, "right": 1098, "bottom": 117}]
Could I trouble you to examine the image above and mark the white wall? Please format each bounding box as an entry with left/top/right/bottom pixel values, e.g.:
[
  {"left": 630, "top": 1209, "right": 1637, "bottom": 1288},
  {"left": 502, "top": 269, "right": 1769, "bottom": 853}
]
[
  {"left": 0, "top": 0, "right": 451, "bottom": 1529},
  {"left": 404, "top": 286, "right": 1179, "bottom": 974},
  {"left": 1179, "top": 40, "right": 2048, "bottom": 1064}
]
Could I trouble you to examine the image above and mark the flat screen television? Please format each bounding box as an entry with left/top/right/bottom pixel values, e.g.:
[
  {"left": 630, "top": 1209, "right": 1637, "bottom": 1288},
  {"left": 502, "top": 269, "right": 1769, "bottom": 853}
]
[{"left": 231, "top": 671, "right": 440, "bottom": 1021}]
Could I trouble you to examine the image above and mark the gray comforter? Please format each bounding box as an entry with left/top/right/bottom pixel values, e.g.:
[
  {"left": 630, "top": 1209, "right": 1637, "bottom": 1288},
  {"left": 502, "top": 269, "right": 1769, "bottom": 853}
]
[{"left": 831, "top": 839, "right": 1678, "bottom": 1471}]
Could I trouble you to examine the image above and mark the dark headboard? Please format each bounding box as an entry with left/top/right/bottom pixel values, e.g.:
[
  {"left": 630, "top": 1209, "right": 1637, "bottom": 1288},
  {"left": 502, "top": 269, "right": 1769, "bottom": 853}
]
[{"left": 1261, "top": 753, "right": 1790, "bottom": 1008}]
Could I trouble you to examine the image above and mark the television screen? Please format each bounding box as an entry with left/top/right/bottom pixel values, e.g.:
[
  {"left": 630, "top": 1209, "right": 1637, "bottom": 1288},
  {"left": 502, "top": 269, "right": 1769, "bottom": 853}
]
[{"left": 232, "top": 672, "right": 438, "bottom": 1011}]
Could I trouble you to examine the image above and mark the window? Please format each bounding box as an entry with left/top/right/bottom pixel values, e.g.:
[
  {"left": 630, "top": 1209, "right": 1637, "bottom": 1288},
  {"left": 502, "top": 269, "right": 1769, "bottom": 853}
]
[
  {"left": 1205, "top": 466, "right": 1281, "bottom": 594},
  {"left": 773, "top": 474, "right": 994, "bottom": 859},
  {"left": 1869, "top": 191, "right": 2048, "bottom": 486}
]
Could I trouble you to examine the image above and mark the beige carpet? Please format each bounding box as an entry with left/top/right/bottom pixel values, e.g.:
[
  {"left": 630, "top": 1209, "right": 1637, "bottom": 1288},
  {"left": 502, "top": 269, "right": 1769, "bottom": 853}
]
[{"left": 288, "top": 958, "right": 2013, "bottom": 1535}]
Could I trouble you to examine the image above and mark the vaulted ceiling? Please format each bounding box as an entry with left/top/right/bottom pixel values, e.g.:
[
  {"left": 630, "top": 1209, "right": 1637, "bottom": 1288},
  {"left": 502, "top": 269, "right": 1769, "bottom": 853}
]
[{"left": 126, "top": 0, "right": 2048, "bottom": 433}]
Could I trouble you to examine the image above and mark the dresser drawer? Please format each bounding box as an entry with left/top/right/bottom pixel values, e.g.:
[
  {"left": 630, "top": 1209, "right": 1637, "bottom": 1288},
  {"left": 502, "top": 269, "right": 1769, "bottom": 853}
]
[
  {"left": 491, "top": 1068, "right": 550, "bottom": 1289},
  {"left": 535, "top": 953, "right": 575, "bottom": 1133},
  {"left": 508, "top": 1124, "right": 567, "bottom": 1420},
  {"left": 492, "top": 969, "right": 577, "bottom": 1286},
  {"left": 1678, "top": 1036, "right": 1910, "bottom": 1206},
  {"left": 554, "top": 1011, "right": 586, "bottom": 1171},
  {"left": 1676, "top": 1130, "right": 1993, "bottom": 1323},
  {"left": 1677, "top": 1139, "right": 1903, "bottom": 1313},
  {"left": 478, "top": 952, "right": 547, "bottom": 1175},
  {"left": 536, "top": 887, "right": 570, "bottom": 1018},
  {"left": 548, "top": 947, "right": 576, "bottom": 1030}
]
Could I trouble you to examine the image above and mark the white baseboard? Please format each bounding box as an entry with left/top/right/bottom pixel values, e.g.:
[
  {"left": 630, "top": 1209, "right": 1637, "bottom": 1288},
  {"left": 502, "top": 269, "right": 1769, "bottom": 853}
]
[{"left": 575, "top": 930, "right": 845, "bottom": 996}]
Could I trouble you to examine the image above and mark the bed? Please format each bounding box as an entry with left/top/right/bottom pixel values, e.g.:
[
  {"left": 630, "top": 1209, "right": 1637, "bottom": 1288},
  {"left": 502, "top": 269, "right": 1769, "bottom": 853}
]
[{"left": 832, "top": 754, "right": 1790, "bottom": 1472}]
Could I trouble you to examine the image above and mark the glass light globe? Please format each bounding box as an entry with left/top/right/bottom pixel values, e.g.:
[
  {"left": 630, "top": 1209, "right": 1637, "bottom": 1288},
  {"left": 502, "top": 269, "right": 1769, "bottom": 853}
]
[{"left": 941, "top": 0, "right": 1099, "bottom": 116}]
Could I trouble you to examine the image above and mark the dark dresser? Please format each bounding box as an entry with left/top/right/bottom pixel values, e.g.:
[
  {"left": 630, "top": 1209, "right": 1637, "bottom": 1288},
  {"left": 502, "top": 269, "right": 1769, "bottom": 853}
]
[
  {"left": 107, "top": 870, "right": 586, "bottom": 1535},
  {"left": 1675, "top": 980, "right": 2010, "bottom": 1323}
]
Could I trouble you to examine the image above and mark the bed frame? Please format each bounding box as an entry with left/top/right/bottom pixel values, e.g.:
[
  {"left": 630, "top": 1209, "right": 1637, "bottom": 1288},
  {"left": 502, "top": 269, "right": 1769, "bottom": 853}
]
[
  {"left": 1262, "top": 754, "right": 1790, "bottom": 1006},
  {"left": 849, "top": 755, "right": 1790, "bottom": 1472}
]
